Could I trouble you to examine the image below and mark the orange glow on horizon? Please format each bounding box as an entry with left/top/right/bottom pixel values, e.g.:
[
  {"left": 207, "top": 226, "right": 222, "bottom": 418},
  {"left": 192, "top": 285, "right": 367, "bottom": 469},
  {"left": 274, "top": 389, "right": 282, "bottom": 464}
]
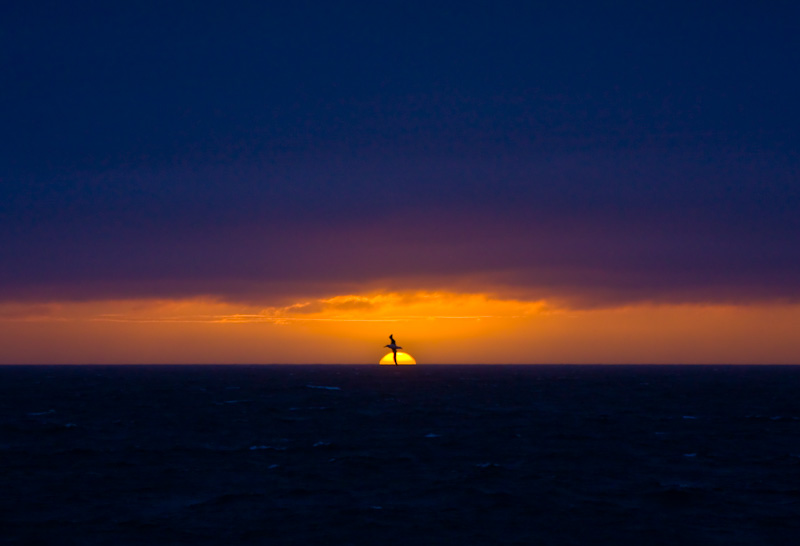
[{"left": 1, "top": 291, "right": 799, "bottom": 364}]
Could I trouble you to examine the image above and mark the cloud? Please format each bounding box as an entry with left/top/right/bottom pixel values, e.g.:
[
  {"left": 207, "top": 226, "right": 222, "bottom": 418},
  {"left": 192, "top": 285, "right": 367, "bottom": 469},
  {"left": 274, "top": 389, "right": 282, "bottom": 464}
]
[
  {"left": 0, "top": 303, "right": 66, "bottom": 322},
  {"left": 2, "top": 138, "right": 798, "bottom": 308},
  {"left": 0, "top": 292, "right": 550, "bottom": 326},
  {"left": 258, "top": 291, "right": 550, "bottom": 324}
]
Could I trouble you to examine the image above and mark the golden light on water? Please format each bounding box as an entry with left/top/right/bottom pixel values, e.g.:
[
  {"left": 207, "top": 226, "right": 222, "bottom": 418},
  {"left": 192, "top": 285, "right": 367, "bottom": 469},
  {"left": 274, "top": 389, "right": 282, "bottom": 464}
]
[{"left": 379, "top": 351, "right": 417, "bottom": 365}]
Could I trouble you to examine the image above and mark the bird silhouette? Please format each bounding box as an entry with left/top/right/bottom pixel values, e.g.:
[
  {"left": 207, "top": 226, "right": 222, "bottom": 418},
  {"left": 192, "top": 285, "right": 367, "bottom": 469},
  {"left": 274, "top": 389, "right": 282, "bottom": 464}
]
[{"left": 384, "top": 334, "right": 403, "bottom": 365}]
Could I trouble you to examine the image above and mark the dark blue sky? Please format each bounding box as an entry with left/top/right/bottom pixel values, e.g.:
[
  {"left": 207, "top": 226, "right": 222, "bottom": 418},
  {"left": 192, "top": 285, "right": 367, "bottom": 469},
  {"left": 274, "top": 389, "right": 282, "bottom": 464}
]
[{"left": 2, "top": 1, "right": 799, "bottom": 306}]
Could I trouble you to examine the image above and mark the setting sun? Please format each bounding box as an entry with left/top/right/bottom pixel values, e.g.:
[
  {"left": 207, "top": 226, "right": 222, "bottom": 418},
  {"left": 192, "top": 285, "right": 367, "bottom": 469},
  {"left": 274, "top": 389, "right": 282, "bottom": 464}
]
[{"left": 379, "top": 351, "right": 417, "bottom": 365}]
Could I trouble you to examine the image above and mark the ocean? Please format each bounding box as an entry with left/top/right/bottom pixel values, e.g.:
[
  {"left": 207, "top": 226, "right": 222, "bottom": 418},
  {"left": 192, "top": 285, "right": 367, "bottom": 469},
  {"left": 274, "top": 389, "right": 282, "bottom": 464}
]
[{"left": 1, "top": 364, "right": 798, "bottom": 545}]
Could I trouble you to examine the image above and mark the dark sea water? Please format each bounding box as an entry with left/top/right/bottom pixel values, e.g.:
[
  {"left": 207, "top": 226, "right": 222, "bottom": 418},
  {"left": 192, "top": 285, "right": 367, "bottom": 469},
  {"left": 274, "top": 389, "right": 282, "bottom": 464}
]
[{"left": 1, "top": 364, "right": 799, "bottom": 545}]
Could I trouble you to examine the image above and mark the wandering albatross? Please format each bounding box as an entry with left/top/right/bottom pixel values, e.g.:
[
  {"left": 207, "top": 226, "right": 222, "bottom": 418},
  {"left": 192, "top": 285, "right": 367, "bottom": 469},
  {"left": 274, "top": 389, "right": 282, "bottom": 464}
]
[{"left": 384, "top": 334, "right": 403, "bottom": 365}]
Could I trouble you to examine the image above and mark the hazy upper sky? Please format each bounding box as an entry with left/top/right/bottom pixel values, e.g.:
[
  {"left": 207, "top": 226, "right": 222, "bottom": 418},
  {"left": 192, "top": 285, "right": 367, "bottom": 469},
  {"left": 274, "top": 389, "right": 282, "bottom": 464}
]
[{"left": 2, "top": 2, "right": 799, "bottom": 363}]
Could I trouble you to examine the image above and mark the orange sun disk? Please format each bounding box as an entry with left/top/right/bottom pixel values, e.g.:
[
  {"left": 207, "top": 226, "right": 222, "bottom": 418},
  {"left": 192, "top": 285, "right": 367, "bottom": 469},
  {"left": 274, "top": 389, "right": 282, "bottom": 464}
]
[{"left": 379, "top": 351, "right": 417, "bottom": 365}]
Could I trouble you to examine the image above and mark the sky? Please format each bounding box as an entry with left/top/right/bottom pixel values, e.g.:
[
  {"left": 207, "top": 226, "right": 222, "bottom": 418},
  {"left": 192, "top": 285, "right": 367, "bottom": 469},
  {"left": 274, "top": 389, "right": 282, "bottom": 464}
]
[{"left": 2, "top": 1, "right": 799, "bottom": 363}]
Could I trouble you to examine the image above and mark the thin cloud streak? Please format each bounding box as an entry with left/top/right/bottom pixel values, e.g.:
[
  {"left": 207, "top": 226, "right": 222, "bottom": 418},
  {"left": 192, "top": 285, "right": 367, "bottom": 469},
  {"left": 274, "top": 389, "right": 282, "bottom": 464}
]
[{"left": 0, "top": 292, "right": 545, "bottom": 325}]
